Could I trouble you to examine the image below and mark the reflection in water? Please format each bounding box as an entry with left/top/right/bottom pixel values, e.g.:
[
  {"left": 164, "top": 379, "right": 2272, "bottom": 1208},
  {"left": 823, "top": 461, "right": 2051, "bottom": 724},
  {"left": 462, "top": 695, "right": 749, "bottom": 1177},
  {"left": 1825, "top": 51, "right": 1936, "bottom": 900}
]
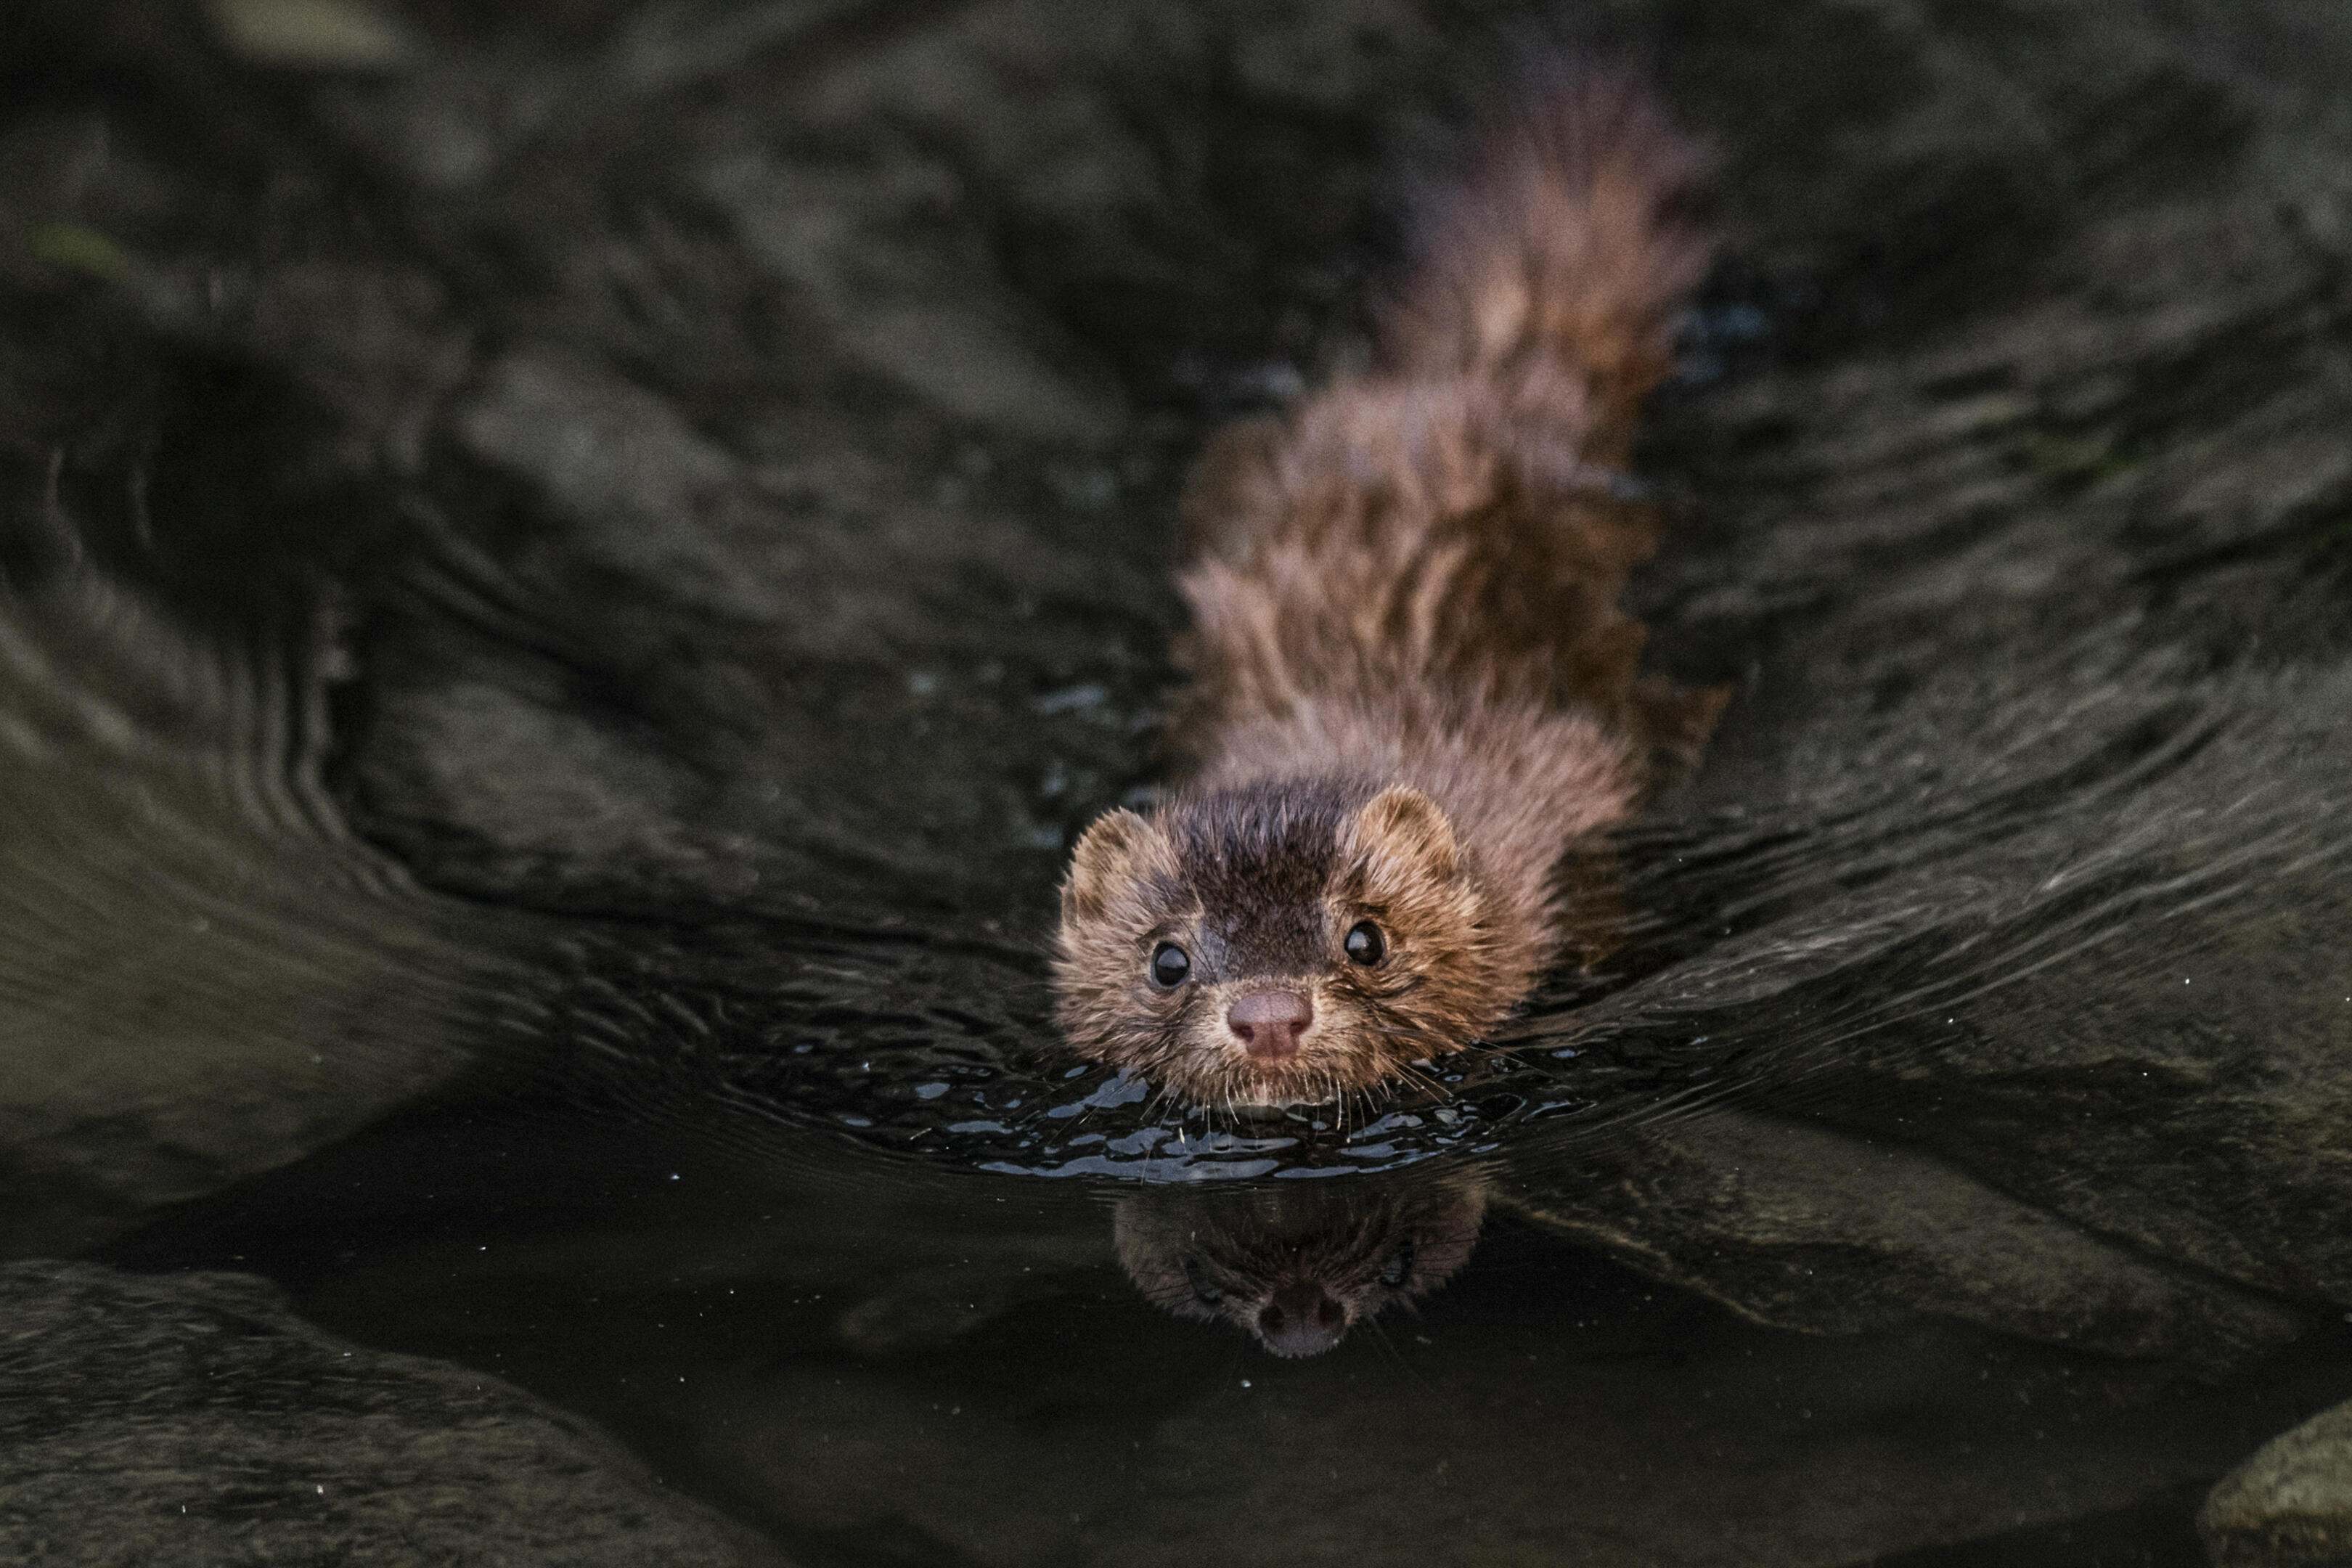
[
  {"left": 1115, "top": 1173, "right": 1486, "bottom": 1356},
  {"left": 0, "top": 513, "right": 499, "bottom": 1256},
  {"left": 108, "top": 1098, "right": 2352, "bottom": 1568}
]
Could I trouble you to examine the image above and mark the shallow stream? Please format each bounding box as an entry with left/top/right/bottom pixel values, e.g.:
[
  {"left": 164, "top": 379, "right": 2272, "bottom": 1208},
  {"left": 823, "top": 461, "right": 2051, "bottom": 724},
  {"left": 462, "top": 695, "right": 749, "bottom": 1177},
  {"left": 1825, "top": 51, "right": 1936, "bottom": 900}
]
[{"left": 7, "top": 2, "right": 2352, "bottom": 1564}]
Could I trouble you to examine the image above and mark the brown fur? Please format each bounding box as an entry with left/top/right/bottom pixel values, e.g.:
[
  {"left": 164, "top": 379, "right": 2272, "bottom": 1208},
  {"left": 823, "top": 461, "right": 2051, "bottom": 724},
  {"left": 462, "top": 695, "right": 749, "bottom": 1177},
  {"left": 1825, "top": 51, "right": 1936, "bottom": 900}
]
[
  {"left": 1056, "top": 65, "right": 1726, "bottom": 1109},
  {"left": 1114, "top": 1177, "right": 1488, "bottom": 1357}
]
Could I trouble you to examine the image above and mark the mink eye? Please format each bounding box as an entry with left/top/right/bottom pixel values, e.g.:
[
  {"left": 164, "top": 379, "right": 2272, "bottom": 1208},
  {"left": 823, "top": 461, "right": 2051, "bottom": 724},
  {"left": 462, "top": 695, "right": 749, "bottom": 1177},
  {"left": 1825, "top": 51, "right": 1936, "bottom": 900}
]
[
  {"left": 1149, "top": 942, "right": 1192, "bottom": 988},
  {"left": 1344, "top": 920, "right": 1387, "bottom": 966},
  {"left": 1182, "top": 1257, "right": 1223, "bottom": 1306},
  {"left": 1380, "top": 1239, "right": 1416, "bottom": 1289}
]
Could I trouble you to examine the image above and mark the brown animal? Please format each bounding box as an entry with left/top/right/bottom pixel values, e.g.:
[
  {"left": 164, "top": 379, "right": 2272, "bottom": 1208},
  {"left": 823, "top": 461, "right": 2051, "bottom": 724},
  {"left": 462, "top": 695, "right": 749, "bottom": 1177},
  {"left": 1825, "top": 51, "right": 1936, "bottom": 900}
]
[{"left": 1055, "top": 65, "right": 1725, "bottom": 1111}]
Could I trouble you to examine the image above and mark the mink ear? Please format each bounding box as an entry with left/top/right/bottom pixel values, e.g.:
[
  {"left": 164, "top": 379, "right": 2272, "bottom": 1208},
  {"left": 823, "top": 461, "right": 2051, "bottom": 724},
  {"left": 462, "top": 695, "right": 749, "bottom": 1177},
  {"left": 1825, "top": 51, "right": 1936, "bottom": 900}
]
[
  {"left": 1063, "top": 808, "right": 1152, "bottom": 922},
  {"left": 1350, "top": 786, "right": 1458, "bottom": 881}
]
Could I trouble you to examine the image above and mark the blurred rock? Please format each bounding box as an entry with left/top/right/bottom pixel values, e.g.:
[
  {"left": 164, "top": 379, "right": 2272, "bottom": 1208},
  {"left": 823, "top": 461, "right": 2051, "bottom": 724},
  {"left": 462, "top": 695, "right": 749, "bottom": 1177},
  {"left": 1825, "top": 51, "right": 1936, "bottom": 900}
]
[
  {"left": 1508, "top": 1110, "right": 2303, "bottom": 1367},
  {"left": 2202, "top": 1399, "right": 2352, "bottom": 1567},
  {"left": 204, "top": 0, "right": 422, "bottom": 72},
  {"left": 0, "top": 1261, "right": 788, "bottom": 1567}
]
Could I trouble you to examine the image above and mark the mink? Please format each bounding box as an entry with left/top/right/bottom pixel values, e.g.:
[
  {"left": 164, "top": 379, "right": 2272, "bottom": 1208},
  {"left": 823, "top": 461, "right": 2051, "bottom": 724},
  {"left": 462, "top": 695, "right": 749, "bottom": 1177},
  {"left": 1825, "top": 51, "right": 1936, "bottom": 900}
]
[{"left": 1055, "top": 64, "right": 1726, "bottom": 1111}]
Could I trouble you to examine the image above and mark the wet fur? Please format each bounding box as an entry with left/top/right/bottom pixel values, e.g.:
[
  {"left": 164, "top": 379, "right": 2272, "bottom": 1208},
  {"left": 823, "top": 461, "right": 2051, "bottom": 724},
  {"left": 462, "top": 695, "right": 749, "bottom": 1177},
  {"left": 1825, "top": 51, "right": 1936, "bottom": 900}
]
[{"left": 1057, "top": 65, "right": 1726, "bottom": 1108}]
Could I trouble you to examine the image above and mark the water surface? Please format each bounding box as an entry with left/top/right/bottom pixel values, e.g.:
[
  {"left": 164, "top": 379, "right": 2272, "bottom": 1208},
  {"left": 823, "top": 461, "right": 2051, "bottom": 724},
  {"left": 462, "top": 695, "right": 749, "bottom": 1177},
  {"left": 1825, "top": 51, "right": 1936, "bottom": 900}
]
[{"left": 9, "top": 1, "right": 2352, "bottom": 1564}]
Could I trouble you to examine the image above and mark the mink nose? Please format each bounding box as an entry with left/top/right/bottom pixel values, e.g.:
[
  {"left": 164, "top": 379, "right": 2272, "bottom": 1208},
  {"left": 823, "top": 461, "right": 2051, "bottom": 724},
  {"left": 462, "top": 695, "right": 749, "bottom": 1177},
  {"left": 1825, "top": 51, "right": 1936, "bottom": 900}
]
[
  {"left": 1257, "top": 1281, "right": 1347, "bottom": 1358},
  {"left": 1227, "top": 989, "right": 1313, "bottom": 1059}
]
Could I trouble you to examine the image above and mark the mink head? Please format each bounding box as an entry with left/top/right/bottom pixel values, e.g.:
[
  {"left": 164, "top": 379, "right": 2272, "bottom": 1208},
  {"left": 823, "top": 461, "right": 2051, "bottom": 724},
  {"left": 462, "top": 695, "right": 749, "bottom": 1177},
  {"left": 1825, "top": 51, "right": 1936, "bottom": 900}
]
[
  {"left": 1053, "top": 779, "right": 1526, "bottom": 1108},
  {"left": 1114, "top": 1177, "right": 1487, "bottom": 1357}
]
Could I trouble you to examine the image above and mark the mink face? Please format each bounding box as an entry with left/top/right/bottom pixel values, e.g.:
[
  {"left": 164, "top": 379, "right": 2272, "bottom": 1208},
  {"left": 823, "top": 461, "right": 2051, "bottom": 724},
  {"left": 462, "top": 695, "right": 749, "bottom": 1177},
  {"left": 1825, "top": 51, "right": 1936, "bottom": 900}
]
[
  {"left": 1054, "top": 780, "right": 1528, "bottom": 1109},
  {"left": 1114, "top": 1178, "right": 1487, "bottom": 1357}
]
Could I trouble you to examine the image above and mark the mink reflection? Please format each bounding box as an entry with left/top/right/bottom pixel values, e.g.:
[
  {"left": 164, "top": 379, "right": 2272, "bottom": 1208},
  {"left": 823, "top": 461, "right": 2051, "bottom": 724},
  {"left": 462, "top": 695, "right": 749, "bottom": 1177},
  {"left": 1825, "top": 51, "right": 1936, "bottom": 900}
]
[{"left": 1114, "top": 1175, "right": 1487, "bottom": 1357}]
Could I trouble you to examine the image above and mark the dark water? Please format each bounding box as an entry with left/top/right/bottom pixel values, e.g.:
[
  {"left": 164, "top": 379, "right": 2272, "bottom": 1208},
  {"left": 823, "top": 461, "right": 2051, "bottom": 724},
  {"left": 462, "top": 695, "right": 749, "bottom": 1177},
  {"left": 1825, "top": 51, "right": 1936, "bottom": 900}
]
[{"left": 9, "top": 2, "right": 2352, "bottom": 1565}]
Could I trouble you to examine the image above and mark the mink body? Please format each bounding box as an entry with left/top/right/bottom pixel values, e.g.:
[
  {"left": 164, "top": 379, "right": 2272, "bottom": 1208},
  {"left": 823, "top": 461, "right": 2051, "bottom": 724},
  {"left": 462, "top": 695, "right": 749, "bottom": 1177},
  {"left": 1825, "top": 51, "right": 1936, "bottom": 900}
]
[{"left": 1055, "top": 67, "right": 1724, "bottom": 1110}]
